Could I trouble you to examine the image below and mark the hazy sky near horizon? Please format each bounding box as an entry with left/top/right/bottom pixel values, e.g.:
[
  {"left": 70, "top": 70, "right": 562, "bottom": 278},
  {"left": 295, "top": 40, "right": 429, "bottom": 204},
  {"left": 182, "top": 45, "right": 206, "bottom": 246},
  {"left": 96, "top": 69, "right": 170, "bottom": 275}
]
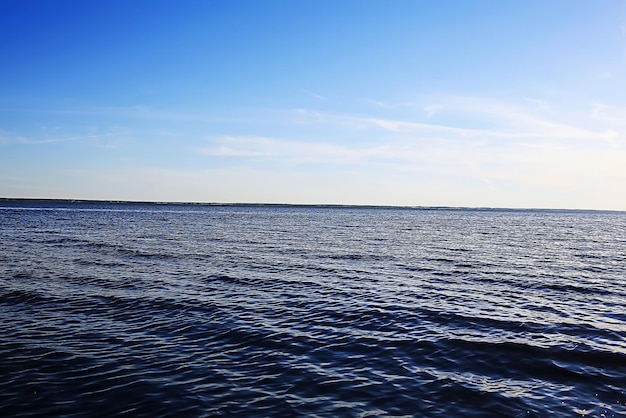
[{"left": 1, "top": 0, "right": 626, "bottom": 210}]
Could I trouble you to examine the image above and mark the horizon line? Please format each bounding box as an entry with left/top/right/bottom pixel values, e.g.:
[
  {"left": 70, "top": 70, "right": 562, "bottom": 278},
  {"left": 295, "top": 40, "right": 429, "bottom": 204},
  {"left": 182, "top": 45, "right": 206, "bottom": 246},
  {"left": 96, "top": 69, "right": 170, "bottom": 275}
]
[{"left": 0, "top": 197, "right": 623, "bottom": 213}]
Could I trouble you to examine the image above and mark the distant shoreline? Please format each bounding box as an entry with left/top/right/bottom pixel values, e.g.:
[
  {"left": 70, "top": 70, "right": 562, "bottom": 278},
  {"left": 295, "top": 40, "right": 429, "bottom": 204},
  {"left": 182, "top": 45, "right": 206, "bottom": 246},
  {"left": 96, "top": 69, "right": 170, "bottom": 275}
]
[{"left": 0, "top": 197, "right": 622, "bottom": 214}]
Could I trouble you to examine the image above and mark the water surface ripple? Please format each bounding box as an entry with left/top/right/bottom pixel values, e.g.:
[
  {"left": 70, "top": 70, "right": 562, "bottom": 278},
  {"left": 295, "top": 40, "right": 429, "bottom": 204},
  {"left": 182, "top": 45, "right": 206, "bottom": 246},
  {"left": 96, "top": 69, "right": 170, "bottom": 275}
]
[{"left": 1, "top": 203, "right": 625, "bottom": 417}]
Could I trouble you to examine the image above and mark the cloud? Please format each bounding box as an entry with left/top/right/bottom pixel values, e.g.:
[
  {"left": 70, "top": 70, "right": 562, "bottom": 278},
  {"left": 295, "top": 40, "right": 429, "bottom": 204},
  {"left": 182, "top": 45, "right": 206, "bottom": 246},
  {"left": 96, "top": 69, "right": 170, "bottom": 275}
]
[
  {"left": 430, "top": 96, "right": 617, "bottom": 142},
  {"left": 207, "top": 95, "right": 626, "bottom": 168},
  {"left": 197, "top": 136, "right": 372, "bottom": 164},
  {"left": 21, "top": 131, "right": 133, "bottom": 145},
  {"left": 424, "top": 104, "right": 443, "bottom": 118},
  {"left": 589, "top": 101, "right": 626, "bottom": 127},
  {"left": 365, "top": 99, "right": 393, "bottom": 108},
  {"left": 293, "top": 108, "right": 500, "bottom": 138},
  {"left": 0, "top": 130, "right": 134, "bottom": 146},
  {"left": 524, "top": 98, "right": 550, "bottom": 111},
  {"left": 363, "top": 95, "right": 624, "bottom": 143},
  {"left": 303, "top": 89, "right": 325, "bottom": 100}
]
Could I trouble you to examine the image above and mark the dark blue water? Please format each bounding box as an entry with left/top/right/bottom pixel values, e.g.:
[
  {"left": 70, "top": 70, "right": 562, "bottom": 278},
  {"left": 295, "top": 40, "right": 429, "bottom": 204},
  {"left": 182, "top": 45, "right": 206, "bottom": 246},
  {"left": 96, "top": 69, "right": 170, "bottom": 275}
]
[{"left": 1, "top": 201, "right": 625, "bottom": 417}]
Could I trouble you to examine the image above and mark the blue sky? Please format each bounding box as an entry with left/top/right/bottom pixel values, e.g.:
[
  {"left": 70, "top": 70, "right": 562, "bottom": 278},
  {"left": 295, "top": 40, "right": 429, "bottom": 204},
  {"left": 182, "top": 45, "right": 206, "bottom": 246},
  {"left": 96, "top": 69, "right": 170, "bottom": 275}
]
[{"left": 1, "top": 0, "right": 625, "bottom": 209}]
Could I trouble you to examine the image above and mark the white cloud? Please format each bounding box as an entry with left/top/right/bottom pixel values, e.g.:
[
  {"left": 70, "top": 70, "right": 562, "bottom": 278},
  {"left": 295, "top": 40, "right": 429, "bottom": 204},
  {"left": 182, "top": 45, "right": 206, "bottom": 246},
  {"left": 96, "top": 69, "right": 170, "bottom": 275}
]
[
  {"left": 303, "top": 89, "right": 325, "bottom": 100},
  {"left": 424, "top": 104, "right": 443, "bottom": 118},
  {"left": 27, "top": 131, "right": 133, "bottom": 145},
  {"left": 293, "top": 108, "right": 501, "bottom": 138},
  {"left": 0, "top": 130, "right": 134, "bottom": 145},
  {"left": 249, "top": 96, "right": 626, "bottom": 159},
  {"left": 524, "top": 97, "right": 550, "bottom": 111},
  {"left": 198, "top": 136, "right": 373, "bottom": 164}
]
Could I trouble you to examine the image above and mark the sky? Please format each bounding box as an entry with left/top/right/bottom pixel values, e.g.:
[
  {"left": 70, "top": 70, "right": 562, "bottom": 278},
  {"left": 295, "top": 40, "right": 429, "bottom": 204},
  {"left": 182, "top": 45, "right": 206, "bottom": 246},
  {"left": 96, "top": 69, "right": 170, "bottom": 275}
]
[{"left": 1, "top": 0, "right": 626, "bottom": 210}]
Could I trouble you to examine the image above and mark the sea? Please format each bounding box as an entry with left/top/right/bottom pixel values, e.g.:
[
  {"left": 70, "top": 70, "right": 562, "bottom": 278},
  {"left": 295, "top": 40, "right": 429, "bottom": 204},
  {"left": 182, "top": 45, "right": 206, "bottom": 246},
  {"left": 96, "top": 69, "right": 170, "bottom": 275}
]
[{"left": 0, "top": 200, "right": 625, "bottom": 417}]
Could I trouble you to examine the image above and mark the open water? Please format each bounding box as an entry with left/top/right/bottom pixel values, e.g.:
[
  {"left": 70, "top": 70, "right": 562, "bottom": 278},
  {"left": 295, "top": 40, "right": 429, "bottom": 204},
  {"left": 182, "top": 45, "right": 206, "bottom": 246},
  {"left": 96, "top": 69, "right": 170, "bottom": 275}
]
[{"left": 0, "top": 201, "right": 625, "bottom": 417}]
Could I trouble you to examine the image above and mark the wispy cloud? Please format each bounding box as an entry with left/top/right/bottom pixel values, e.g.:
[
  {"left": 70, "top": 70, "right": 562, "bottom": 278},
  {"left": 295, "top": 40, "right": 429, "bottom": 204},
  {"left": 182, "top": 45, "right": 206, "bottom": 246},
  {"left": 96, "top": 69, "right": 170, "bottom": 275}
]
[
  {"left": 426, "top": 95, "right": 622, "bottom": 142},
  {"left": 197, "top": 135, "right": 371, "bottom": 164},
  {"left": 293, "top": 108, "right": 499, "bottom": 137},
  {"left": 205, "top": 91, "right": 626, "bottom": 189},
  {"left": 20, "top": 131, "right": 133, "bottom": 145},
  {"left": 303, "top": 89, "right": 325, "bottom": 100},
  {"left": 294, "top": 95, "right": 625, "bottom": 144},
  {"left": 365, "top": 99, "right": 393, "bottom": 108},
  {"left": 0, "top": 104, "right": 233, "bottom": 124},
  {"left": 524, "top": 97, "right": 550, "bottom": 111},
  {"left": 424, "top": 104, "right": 443, "bottom": 118}
]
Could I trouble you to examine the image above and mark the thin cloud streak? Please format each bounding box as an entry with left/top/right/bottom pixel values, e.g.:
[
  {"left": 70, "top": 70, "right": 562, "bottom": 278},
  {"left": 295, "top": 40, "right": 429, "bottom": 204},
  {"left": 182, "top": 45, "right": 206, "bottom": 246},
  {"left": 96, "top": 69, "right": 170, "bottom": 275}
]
[
  {"left": 21, "top": 131, "right": 133, "bottom": 145},
  {"left": 293, "top": 108, "right": 504, "bottom": 138},
  {"left": 303, "top": 89, "right": 326, "bottom": 100},
  {"left": 197, "top": 136, "right": 373, "bottom": 164}
]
